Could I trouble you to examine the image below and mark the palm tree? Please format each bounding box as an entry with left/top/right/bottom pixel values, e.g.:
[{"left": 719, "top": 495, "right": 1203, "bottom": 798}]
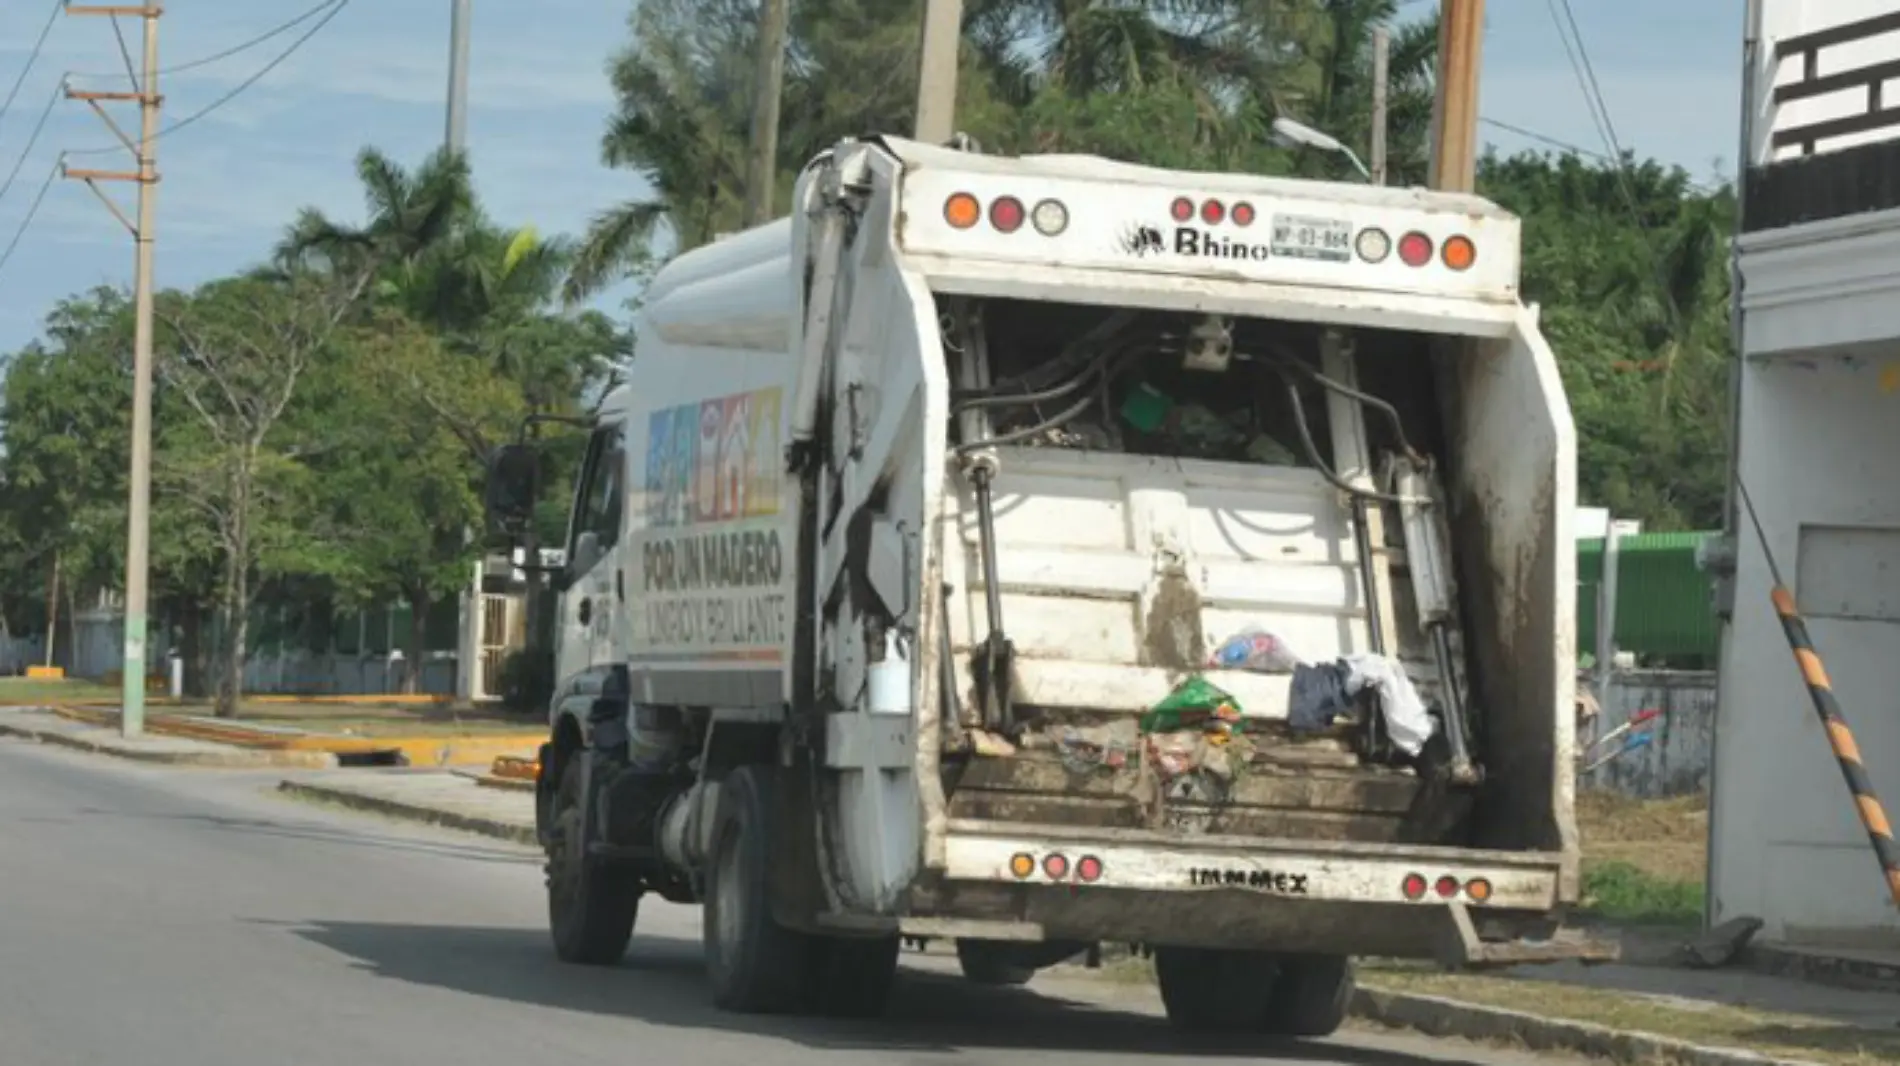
[{"left": 277, "top": 146, "right": 476, "bottom": 306}]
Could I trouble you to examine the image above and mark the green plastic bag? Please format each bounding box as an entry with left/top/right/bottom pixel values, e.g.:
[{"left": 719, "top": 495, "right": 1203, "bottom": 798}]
[{"left": 1139, "top": 676, "right": 1244, "bottom": 735}]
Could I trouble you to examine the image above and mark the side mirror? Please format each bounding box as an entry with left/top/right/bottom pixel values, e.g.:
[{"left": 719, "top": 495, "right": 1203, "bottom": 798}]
[{"left": 485, "top": 443, "right": 539, "bottom": 537}]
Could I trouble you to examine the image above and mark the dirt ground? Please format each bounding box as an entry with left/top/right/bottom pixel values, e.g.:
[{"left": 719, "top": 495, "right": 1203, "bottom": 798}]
[{"left": 1574, "top": 788, "right": 1710, "bottom": 884}]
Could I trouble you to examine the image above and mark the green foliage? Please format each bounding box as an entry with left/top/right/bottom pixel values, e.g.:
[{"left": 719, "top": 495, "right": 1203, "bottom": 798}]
[{"left": 1581, "top": 860, "right": 1705, "bottom": 928}]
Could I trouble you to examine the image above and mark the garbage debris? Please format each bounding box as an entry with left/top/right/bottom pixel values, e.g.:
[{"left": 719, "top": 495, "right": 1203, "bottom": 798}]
[
  {"left": 1288, "top": 653, "right": 1435, "bottom": 757},
  {"left": 1139, "top": 676, "right": 1245, "bottom": 736},
  {"left": 1209, "top": 626, "right": 1304, "bottom": 674},
  {"left": 1056, "top": 719, "right": 1139, "bottom": 774}
]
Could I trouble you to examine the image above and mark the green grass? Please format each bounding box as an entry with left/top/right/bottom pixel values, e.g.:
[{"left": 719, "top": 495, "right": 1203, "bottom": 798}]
[
  {"left": 0, "top": 677, "right": 120, "bottom": 705},
  {"left": 1579, "top": 859, "right": 1704, "bottom": 928}
]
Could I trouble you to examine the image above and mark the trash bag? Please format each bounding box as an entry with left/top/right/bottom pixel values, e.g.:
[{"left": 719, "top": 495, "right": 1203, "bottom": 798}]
[
  {"left": 1209, "top": 626, "right": 1304, "bottom": 674},
  {"left": 1342, "top": 653, "right": 1434, "bottom": 757},
  {"left": 1139, "top": 676, "right": 1244, "bottom": 736}
]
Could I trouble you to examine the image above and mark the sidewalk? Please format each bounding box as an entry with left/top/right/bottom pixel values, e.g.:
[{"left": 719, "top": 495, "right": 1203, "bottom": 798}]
[
  {"left": 0, "top": 707, "right": 335, "bottom": 768},
  {"left": 279, "top": 768, "right": 535, "bottom": 844},
  {"left": 48, "top": 704, "right": 541, "bottom": 768}
]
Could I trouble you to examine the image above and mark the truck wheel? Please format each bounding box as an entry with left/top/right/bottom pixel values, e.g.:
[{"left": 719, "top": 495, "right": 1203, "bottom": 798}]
[
  {"left": 704, "top": 765, "right": 811, "bottom": 1013},
  {"left": 955, "top": 939, "right": 1035, "bottom": 986},
  {"left": 807, "top": 935, "right": 900, "bottom": 1017},
  {"left": 1261, "top": 954, "right": 1354, "bottom": 1037},
  {"left": 546, "top": 756, "right": 640, "bottom": 965},
  {"left": 1153, "top": 947, "right": 1275, "bottom": 1032}
]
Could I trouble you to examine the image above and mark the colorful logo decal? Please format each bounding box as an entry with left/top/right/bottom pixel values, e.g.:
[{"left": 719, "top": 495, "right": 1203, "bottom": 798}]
[{"left": 645, "top": 387, "right": 781, "bottom": 529}]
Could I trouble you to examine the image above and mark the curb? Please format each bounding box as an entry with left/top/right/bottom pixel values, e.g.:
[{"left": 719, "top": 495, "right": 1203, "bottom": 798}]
[
  {"left": 1746, "top": 943, "right": 1900, "bottom": 995},
  {"left": 50, "top": 705, "right": 540, "bottom": 767},
  {"left": 1353, "top": 986, "right": 1821, "bottom": 1066},
  {"left": 277, "top": 780, "right": 537, "bottom": 846},
  {"left": 0, "top": 717, "right": 337, "bottom": 769}
]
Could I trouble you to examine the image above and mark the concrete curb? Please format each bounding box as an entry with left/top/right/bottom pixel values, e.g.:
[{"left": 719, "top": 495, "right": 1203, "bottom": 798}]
[
  {"left": 1353, "top": 986, "right": 1822, "bottom": 1066},
  {"left": 277, "top": 779, "right": 537, "bottom": 846},
  {"left": 1746, "top": 943, "right": 1900, "bottom": 995},
  {"left": 0, "top": 717, "right": 337, "bottom": 769},
  {"left": 50, "top": 705, "right": 541, "bottom": 767}
]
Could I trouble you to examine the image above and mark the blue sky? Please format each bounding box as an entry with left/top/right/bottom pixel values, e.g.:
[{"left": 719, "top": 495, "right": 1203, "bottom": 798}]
[{"left": 0, "top": 0, "right": 1743, "bottom": 354}]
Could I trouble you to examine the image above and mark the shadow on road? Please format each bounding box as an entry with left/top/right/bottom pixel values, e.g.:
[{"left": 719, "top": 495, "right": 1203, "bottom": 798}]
[{"left": 279, "top": 919, "right": 1431, "bottom": 1062}]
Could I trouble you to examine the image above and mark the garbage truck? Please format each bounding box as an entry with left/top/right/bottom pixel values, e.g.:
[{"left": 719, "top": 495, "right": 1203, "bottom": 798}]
[{"left": 482, "top": 134, "right": 1611, "bottom": 1034}]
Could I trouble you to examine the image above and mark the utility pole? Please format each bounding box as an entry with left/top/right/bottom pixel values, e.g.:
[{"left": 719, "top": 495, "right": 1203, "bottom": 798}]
[
  {"left": 1370, "top": 25, "right": 1390, "bottom": 186},
  {"left": 742, "top": 0, "right": 789, "bottom": 225},
  {"left": 65, "top": 2, "right": 161, "bottom": 739},
  {"left": 914, "top": 0, "right": 964, "bottom": 144},
  {"left": 446, "top": 0, "right": 471, "bottom": 153},
  {"left": 1430, "top": 0, "right": 1484, "bottom": 192}
]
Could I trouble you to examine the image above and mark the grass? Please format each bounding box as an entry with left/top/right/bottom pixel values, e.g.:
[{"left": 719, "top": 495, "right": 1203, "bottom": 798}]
[
  {"left": 1363, "top": 966, "right": 1899, "bottom": 1066},
  {"left": 1, "top": 677, "right": 536, "bottom": 736},
  {"left": 1574, "top": 789, "right": 1708, "bottom": 929}
]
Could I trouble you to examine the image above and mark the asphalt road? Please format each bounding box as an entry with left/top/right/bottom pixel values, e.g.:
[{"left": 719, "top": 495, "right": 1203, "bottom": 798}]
[{"left": 0, "top": 735, "right": 1579, "bottom": 1066}]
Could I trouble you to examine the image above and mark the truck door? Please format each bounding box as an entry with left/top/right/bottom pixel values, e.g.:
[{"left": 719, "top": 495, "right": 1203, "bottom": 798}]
[{"left": 557, "top": 420, "right": 628, "bottom": 684}]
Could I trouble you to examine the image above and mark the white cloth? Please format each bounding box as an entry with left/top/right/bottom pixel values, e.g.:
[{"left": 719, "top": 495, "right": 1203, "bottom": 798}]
[{"left": 1341, "top": 652, "right": 1435, "bottom": 757}]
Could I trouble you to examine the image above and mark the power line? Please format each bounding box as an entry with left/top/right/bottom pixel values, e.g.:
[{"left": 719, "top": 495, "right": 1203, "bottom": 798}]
[
  {"left": 0, "top": 0, "right": 64, "bottom": 133},
  {"left": 1555, "top": 0, "right": 1628, "bottom": 161},
  {"left": 0, "top": 80, "right": 62, "bottom": 206},
  {"left": 66, "top": 0, "right": 353, "bottom": 159},
  {"left": 72, "top": 0, "right": 346, "bottom": 82},
  {"left": 0, "top": 156, "right": 63, "bottom": 279},
  {"left": 1480, "top": 117, "right": 1610, "bottom": 162}
]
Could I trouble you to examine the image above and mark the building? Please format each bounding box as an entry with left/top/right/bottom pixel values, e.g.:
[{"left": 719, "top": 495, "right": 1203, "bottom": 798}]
[{"left": 1712, "top": 2, "right": 1900, "bottom": 948}]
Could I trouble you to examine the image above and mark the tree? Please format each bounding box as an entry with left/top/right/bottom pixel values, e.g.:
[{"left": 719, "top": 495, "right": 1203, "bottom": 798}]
[{"left": 155, "top": 273, "right": 355, "bottom": 715}]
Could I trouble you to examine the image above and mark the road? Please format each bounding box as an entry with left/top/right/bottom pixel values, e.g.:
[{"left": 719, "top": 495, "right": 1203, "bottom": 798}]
[{"left": 0, "top": 735, "right": 1578, "bottom": 1066}]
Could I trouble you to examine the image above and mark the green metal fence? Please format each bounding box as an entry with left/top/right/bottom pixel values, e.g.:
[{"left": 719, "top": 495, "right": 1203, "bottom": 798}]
[{"left": 1578, "top": 531, "right": 1720, "bottom": 665}]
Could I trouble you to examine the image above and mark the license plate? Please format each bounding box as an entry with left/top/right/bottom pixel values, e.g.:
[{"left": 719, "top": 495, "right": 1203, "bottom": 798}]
[{"left": 1270, "top": 215, "right": 1351, "bottom": 263}]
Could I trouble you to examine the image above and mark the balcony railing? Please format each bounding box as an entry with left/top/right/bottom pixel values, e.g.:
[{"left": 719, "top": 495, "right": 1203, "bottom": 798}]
[{"left": 1772, "top": 10, "right": 1900, "bottom": 156}]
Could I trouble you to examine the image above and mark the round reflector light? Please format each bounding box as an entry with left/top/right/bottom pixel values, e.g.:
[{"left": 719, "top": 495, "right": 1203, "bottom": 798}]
[
  {"left": 1434, "top": 876, "right": 1461, "bottom": 899},
  {"left": 1231, "top": 202, "right": 1256, "bottom": 227},
  {"left": 944, "top": 193, "right": 981, "bottom": 229},
  {"left": 1398, "top": 231, "right": 1434, "bottom": 267},
  {"left": 1355, "top": 227, "right": 1392, "bottom": 264},
  {"left": 1171, "top": 197, "right": 1195, "bottom": 222},
  {"left": 1077, "top": 855, "right": 1104, "bottom": 883},
  {"left": 990, "top": 196, "right": 1026, "bottom": 233},
  {"left": 1442, "top": 235, "right": 1476, "bottom": 271},
  {"left": 1201, "top": 199, "right": 1225, "bottom": 225},
  {"left": 1031, "top": 198, "right": 1069, "bottom": 236},
  {"left": 1466, "top": 879, "right": 1493, "bottom": 904},
  {"left": 1043, "top": 853, "right": 1070, "bottom": 880},
  {"left": 1009, "top": 853, "right": 1035, "bottom": 879},
  {"left": 1401, "top": 873, "right": 1428, "bottom": 901}
]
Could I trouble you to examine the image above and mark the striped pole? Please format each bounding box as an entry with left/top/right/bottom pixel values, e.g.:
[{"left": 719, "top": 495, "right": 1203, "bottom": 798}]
[{"left": 1770, "top": 585, "right": 1900, "bottom": 907}]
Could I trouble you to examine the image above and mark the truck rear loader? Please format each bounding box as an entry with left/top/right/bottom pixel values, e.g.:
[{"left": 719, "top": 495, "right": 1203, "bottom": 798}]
[{"left": 483, "top": 135, "right": 1608, "bottom": 1035}]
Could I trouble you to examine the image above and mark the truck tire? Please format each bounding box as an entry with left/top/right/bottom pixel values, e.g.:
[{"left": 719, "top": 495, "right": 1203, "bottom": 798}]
[
  {"left": 704, "top": 764, "right": 811, "bottom": 1013},
  {"left": 1153, "top": 947, "right": 1274, "bottom": 1032},
  {"left": 955, "top": 939, "right": 1035, "bottom": 987},
  {"left": 546, "top": 756, "right": 640, "bottom": 965},
  {"left": 807, "top": 935, "right": 901, "bottom": 1017},
  {"left": 1261, "top": 954, "right": 1354, "bottom": 1037}
]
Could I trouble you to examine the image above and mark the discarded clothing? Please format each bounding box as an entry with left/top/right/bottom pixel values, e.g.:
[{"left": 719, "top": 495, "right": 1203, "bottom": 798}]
[
  {"left": 1288, "top": 660, "right": 1353, "bottom": 734},
  {"left": 1287, "top": 653, "right": 1436, "bottom": 757},
  {"left": 1341, "top": 653, "right": 1434, "bottom": 757}
]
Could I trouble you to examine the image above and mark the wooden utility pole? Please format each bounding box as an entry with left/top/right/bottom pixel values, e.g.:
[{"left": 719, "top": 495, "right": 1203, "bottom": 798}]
[
  {"left": 914, "top": 0, "right": 964, "bottom": 144},
  {"left": 742, "top": 0, "right": 790, "bottom": 226},
  {"left": 1430, "top": 0, "right": 1484, "bottom": 192},
  {"left": 65, "top": 2, "right": 161, "bottom": 739},
  {"left": 1371, "top": 24, "right": 1390, "bottom": 186}
]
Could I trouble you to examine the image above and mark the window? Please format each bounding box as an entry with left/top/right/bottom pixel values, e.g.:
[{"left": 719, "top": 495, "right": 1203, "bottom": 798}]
[{"left": 569, "top": 421, "right": 627, "bottom": 559}]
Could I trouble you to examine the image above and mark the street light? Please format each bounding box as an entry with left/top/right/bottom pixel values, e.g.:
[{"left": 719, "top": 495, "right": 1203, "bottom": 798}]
[{"left": 1272, "top": 116, "right": 1372, "bottom": 181}]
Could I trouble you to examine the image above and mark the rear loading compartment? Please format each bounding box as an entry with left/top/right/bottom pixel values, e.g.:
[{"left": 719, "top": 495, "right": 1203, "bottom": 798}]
[{"left": 929, "top": 295, "right": 1572, "bottom": 873}]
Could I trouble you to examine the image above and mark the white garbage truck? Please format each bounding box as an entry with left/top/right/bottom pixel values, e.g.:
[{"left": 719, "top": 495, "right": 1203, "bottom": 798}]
[{"left": 482, "top": 135, "right": 1610, "bottom": 1034}]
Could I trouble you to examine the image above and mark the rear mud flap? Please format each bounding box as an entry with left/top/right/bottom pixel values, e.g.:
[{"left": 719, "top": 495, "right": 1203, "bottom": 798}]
[{"left": 1434, "top": 900, "right": 1620, "bottom": 969}]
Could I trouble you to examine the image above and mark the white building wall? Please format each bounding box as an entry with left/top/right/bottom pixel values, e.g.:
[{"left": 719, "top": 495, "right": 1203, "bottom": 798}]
[
  {"left": 1710, "top": 353, "right": 1900, "bottom": 945},
  {"left": 1752, "top": 0, "right": 1900, "bottom": 162}
]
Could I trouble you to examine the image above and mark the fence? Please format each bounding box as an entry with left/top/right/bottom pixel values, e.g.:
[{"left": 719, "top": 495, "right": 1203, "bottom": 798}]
[{"left": 1580, "top": 669, "right": 1718, "bottom": 798}]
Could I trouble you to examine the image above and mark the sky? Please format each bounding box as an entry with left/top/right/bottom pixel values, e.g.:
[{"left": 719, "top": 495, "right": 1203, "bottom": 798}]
[{"left": 0, "top": 0, "right": 1745, "bottom": 355}]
